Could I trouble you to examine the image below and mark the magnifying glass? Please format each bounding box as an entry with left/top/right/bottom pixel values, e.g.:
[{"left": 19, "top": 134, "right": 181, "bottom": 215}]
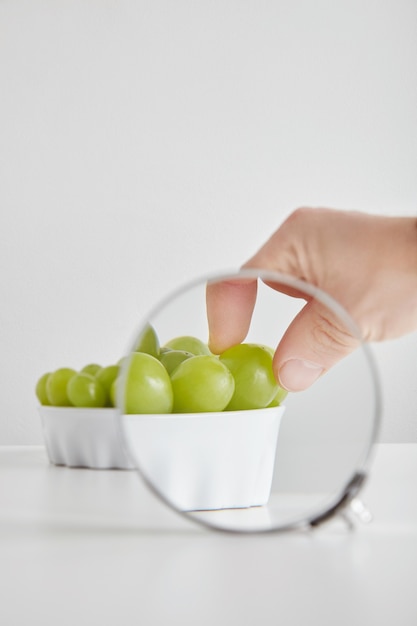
[{"left": 116, "top": 269, "right": 381, "bottom": 533}]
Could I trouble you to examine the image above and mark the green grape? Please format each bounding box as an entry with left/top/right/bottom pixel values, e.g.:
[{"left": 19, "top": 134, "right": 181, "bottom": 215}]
[
  {"left": 267, "top": 386, "right": 288, "bottom": 407},
  {"left": 46, "top": 368, "right": 77, "bottom": 406},
  {"left": 134, "top": 324, "right": 160, "bottom": 358},
  {"left": 81, "top": 363, "right": 102, "bottom": 376},
  {"left": 110, "top": 377, "right": 119, "bottom": 408},
  {"left": 35, "top": 372, "right": 51, "bottom": 405},
  {"left": 122, "top": 352, "right": 173, "bottom": 414},
  {"left": 95, "top": 365, "right": 120, "bottom": 407},
  {"left": 260, "top": 344, "right": 275, "bottom": 357},
  {"left": 163, "top": 335, "right": 211, "bottom": 356},
  {"left": 219, "top": 344, "right": 278, "bottom": 410},
  {"left": 171, "top": 355, "right": 234, "bottom": 413},
  {"left": 67, "top": 373, "right": 106, "bottom": 408},
  {"left": 256, "top": 344, "right": 288, "bottom": 406},
  {"left": 159, "top": 349, "right": 193, "bottom": 375}
]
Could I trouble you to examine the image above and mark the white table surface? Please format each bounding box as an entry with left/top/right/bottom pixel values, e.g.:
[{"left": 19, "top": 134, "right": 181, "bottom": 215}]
[{"left": 1, "top": 444, "right": 416, "bottom": 626}]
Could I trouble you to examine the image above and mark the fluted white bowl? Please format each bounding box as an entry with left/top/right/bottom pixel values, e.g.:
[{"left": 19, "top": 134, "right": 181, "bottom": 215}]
[
  {"left": 38, "top": 406, "right": 134, "bottom": 470},
  {"left": 120, "top": 405, "right": 285, "bottom": 511}
]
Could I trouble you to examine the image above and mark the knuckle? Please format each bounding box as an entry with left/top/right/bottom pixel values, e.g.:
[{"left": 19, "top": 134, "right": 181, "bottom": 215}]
[
  {"left": 311, "top": 311, "right": 359, "bottom": 357},
  {"left": 287, "top": 206, "right": 315, "bottom": 225}
]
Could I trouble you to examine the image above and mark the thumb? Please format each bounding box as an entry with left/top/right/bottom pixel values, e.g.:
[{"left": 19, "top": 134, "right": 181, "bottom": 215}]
[{"left": 274, "top": 299, "right": 360, "bottom": 392}]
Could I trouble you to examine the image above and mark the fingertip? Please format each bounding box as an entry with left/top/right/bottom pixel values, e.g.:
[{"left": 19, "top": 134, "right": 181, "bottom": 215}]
[
  {"left": 207, "top": 335, "right": 230, "bottom": 356},
  {"left": 206, "top": 278, "right": 257, "bottom": 354}
]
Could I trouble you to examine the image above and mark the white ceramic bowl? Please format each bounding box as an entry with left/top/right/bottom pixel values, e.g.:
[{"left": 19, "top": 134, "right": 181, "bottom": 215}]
[
  {"left": 39, "top": 404, "right": 285, "bottom": 509},
  {"left": 38, "top": 406, "right": 134, "bottom": 470},
  {"left": 120, "top": 405, "right": 285, "bottom": 511}
]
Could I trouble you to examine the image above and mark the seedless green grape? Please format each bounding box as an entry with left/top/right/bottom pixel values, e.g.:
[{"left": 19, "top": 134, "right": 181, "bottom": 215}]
[
  {"left": 35, "top": 372, "right": 51, "bottom": 405},
  {"left": 259, "top": 345, "right": 288, "bottom": 406},
  {"left": 219, "top": 344, "right": 278, "bottom": 410},
  {"left": 96, "top": 365, "right": 120, "bottom": 407},
  {"left": 123, "top": 352, "right": 173, "bottom": 414},
  {"left": 170, "top": 355, "right": 235, "bottom": 413},
  {"left": 46, "top": 368, "right": 77, "bottom": 406},
  {"left": 163, "top": 335, "right": 211, "bottom": 356},
  {"left": 267, "top": 386, "right": 288, "bottom": 407},
  {"left": 110, "top": 377, "right": 118, "bottom": 408},
  {"left": 257, "top": 344, "right": 288, "bottom": 408},
  {"left": 159, "top": 349, "right": 193, "bottom": 375},
  {"left": 134, "top": 324, "right": 160, "bottom": 358},
  {"left": 67, "top": 373, "right": 106, "bottom": 408}
]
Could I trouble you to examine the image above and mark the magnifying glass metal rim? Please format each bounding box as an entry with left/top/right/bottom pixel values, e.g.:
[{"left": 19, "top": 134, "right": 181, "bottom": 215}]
[{"left": 116, "top": 268, "right": 383, "bottom": 534}]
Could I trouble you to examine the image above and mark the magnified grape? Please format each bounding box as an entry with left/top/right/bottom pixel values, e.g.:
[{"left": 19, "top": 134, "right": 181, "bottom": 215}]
[
  {"left": 134, "top": 324, "right": 160, "bottom": 358},
  {"left": 170, "top": 355, "right": 235, "bottom": 413},
  {"left": 159, "top": 349, "right": 193, "bottom": 375},
  {"left": 123, "top": 352, "right": 173, "bottom": 414},
  {"left": 163, "top": 335, "right": 211, "bottom": 356},
  {"left": 267, "top": 385, "right": 288, "bottom": 407},
  {"left": 219, "top": 344, "right": 278, "bottom": 410}
]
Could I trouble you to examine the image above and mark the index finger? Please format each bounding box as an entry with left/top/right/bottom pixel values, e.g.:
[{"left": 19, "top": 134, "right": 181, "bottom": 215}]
[{"left": 206, "top": 277, "right": 258, "bottom": 354}]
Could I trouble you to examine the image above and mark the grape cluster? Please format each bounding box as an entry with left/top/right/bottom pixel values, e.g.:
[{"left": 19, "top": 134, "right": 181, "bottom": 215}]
[
  {"left": 35, "top": 363, "right": 120, "bottom": 408},
  {"left": 35, "top": 326, "right": 287, "bottom": 413}
]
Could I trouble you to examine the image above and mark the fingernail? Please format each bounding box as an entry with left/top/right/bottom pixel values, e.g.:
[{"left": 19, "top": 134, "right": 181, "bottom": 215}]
[{"left": 278, "top": 359, "right": 324, "bottom": 392}]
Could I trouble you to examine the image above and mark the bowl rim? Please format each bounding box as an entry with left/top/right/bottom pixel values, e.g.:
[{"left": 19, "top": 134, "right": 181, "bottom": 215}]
[{"left": 38, "top": 404, "right": 286, "bottom": 419}]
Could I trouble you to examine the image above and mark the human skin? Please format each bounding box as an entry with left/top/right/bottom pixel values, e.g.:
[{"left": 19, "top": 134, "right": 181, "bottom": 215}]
[{"left": 206, "top": 207, "right": 417, "bottom": 392}]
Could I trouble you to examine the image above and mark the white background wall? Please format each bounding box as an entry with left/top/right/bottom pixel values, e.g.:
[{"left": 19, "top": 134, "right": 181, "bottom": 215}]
[{"left": 1, "top": 0, "right": 416, "bottom": 444}]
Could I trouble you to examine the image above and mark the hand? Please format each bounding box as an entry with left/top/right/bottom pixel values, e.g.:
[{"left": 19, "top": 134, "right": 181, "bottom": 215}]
[{"left": 207, "top": 207, "right": 417, "bottom": 391}]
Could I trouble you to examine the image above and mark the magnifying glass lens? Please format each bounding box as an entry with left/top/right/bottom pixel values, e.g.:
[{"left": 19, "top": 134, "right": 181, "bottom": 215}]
[{"left": 117, "top": 270, "right": 381, "bottom": 533}]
